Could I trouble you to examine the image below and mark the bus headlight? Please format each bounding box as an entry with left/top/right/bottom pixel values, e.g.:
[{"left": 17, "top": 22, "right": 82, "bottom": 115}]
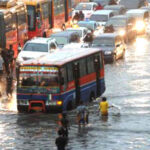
[
  {"left": 56, "top": 101, "right": 63, "bottom": 106},
  {"left": 119, "top": 30, "right": 125, "bottom": 36},
  {"left": 135, "top": 21, "right": 145, "bottom": 31}
]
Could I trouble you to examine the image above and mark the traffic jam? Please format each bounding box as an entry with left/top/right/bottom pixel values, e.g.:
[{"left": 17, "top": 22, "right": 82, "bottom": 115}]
[
  {"left": 1, "top": 0, "right": 150, "bottom": 149},
  {"left": 0, "top": 0, "right": 150, "bottom": 112}
]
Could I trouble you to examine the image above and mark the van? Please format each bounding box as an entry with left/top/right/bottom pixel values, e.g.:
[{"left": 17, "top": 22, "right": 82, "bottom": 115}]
[
  {"left": 90, "top": 10, "right": 115, "bottom": 26},
  {"left": 126, "top": 9, "right": 149, "bottom": 34},
  {"left": 50, "top": 31, "right": 80, "bottom": 48}
]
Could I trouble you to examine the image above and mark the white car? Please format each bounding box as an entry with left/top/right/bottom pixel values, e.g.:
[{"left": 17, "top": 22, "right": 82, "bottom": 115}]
[
  {"left": 62, "top": 43, "right": 90, "bottom": 49},
  {"left": 66, "top": 27, "right": 88, "bottom": 42},
  {"left": 90, "top": 10, "right": 115, "bottom": 26},
  {"left": 17, "top": 37, "right": 58, "bottom": 64},
  {"left": 72, "top": 2, "right": 98, "bottom": 19}
]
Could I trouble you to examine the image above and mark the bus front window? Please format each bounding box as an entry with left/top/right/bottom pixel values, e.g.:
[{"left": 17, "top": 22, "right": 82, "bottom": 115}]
[
  {"left": 39, "top": 76, "right": 59, "bottom": 87},
  {"left": 21, "top": 77, "right": 36, "bottom": 86},
  {"left": 27, "top": 5, "right": 36, "bottom": 31}
]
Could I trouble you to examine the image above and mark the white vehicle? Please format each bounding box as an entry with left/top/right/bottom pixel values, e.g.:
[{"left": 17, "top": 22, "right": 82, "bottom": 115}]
[
  {"left": 62, "top": 43, "right": 90, "bottom": 49},
  {"left": 72, "top": 2, "right": 98, "bottom": 19},
  {"left": 66, "top": 27, "right": 88, "bottom": 42},
  {"left": 90, "top": 10, "right": 115, "bottom": 26},
  {"left": 17, "top": 37, "right": 58, "bottom": 64}
]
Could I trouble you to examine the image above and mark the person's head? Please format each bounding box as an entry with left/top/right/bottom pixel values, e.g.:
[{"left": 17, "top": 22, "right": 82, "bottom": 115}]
[
  {"left": 102, "top": 97, "right": 107, "bottom": 101},
  {"left": 79, "top": 10, "right": 83, "bottom": 14},
  {"left": 75, "top": 12, "right": 78, "bottom": 15}
]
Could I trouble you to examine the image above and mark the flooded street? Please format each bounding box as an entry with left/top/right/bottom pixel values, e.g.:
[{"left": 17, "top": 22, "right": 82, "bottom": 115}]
[{"left": 1, "top": 36, "right": 150, "bottom": 150}]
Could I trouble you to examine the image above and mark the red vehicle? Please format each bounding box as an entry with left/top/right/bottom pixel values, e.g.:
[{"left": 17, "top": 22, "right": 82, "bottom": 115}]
[
  {"left": 0, "top": 0, "right": 28, "bottom": 57},
  {"left": 20, "top": 0, "right": 89, "bottom": 38}
]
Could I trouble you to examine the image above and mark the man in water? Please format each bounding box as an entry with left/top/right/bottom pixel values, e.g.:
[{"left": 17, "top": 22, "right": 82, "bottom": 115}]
[
  {"left": 99, "top": 97, "right": 109, "bottom": 116},
  {"left": 76, "top": 101, "right": 89, "bottom": 126},
  {"left": 59, "top": 112, "right": 69, "bottom": 137},
  {"left": 55, "top": 129, "right": 68, "bottom": 150}
]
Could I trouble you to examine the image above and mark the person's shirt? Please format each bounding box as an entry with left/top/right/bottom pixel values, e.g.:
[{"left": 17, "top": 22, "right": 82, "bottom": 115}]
[
  {"left": 0, "top": 55, "right": 4, "bottom": 71},
  {"left": 61, "top": 117, "right": 69, "bottom": 129},
  {"left": 99, "top": 101, "right": 109, "bottom": 114},
  {"left": 55, "top": 136, "right": 67, "bottom": 150},
  {"left": 76, "top": 105, "right": 88, "bottom": 116}
]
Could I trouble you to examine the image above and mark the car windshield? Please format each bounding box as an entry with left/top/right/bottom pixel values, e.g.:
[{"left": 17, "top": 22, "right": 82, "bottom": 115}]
[
  {"left": 90, "top": 14, "right": 108, "bottom": 22},
  {"left": 23, "top": 43, "right": 48, "bottom": 52},
  {"left": 93, "top": 0, "right": 110, "bottom": 6},
  {"left": 51, "top": 36, "right": 68, "bottom": 45},
  {"left": 75, "top": 3, "right": 92, "bottom": 10},
  {"left": 92, "top": 38, "right": 114, "bottom": 47},
  {"left": 126, "top": 12, "right": 143, "bottom": 19},
  {"left": 106, "top": 18, "right": 126, "bottom": 27},
  {"left": 120, "top": 0, "right": 142, "bottom": 9},
  {"left": 67, "top": 30, "right": 82, "bottom": 37},
  {"left": 78, "top": 22, "right": 96, "bottom": 30}
]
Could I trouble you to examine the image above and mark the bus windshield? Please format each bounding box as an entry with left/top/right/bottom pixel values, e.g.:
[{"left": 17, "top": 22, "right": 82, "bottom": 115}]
[
  {"left": 27, "top": 5, "right": 36, "bottom": 31},
  {"left": 19, "top": 66, "right": 59, "bottom": 87}
]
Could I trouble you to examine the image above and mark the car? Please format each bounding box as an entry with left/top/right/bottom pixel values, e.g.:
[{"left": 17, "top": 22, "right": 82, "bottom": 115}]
[
  {"left": 104, "top": 5, "right": 126, "bottom": 15},
  {"left": 78, "top": 20, "right": 103, "bottom": 36},
  {"left": 17, "top": 37, "right": 58, "bottom": 64},
  {"left": 126, "top": 9, "right": 149, "bottom": 34},
  {"left": 90, "top": 10, "right": 115, "bottom": 26},
  {"left": 91, "top": 0, "right": 119, "bottom": 8},
  {"left": 105, "top": 15, "right": 137, "bottom": 42},
  {"left": 62, "top": 43, "right": 90, "bottom": 49},
  {"left": 50, "top": 31, "right": 80, "bottom": 48},
  {"left": 66, "top": 27, "right": 89, "bottom": 42},
  {"left": 91, "top": 33, "right": 126, "bottom": 63},
  {"left": 72, "top": 2, "right": 98, "bottom": 19},
  {"left": 119, "top": 0, "right": 147, "bottom": 9}
]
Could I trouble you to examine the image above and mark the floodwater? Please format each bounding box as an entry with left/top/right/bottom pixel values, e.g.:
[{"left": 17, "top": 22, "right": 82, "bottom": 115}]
[{"left": 1, "top": 36, "right": 150, "bottom": 150}]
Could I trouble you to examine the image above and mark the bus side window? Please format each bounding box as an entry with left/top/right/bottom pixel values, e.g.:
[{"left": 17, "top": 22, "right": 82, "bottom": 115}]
[
  {"left": 67, "top": 63, "right": 74, "bottom": 82},
  {"left": 60, "top": 66, "right": 67, "bottom": 89},
  {"left": 87, "top": 56, "right": 94, "bottom": 74},
  {"left": 79, "top": 58, "right": 87, "bottom": 77}
]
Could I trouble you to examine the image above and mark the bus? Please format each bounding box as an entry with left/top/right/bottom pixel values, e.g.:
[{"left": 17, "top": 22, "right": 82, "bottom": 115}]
[
  {"left": 0, "top": 0, "right": 28, "bottom": 57},
  {"left": 20, "top": 0, "right": 89, "bottom": 39},
  {"left": 17, "top": 48, "right": 105, "bottom": 112}
]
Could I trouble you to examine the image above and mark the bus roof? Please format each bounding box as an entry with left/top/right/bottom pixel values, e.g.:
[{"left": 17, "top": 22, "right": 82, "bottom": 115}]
[
  {"left": 22, "top": 48, "right": 102, "bottom": 66},
  {"left": 19, "top": 0, "right": 49, "bottom": 5}
]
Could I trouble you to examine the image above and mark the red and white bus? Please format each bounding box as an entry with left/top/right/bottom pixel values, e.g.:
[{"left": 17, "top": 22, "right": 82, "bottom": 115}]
[
  {"left": 17, "top": 48, "right": 105, "bottom": 112},
  {"left": 20, "top": 0, "right": 89, "bottom": 39},
  {"left": 0, "top": 0, "right": 28, "bottom": 57}
]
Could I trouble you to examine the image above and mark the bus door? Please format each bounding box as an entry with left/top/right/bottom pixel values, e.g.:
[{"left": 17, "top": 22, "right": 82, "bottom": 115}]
[
  {"left": 49, "top": 0, "right": 54, "bottom": 28},
  {"left": 94, "top": 55, "right": 101, "bottom": 97},
  {"left": 36, "top": 4, "right": 42, "bottom": 36},
  {"left": 73, "top": 62, "right": 80, "bottom": 105},
  {"left": 64, "top": 0, "right": 69, "bottom": 22}
]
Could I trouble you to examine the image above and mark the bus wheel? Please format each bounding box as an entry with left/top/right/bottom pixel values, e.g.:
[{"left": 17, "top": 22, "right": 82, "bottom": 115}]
[
  {"left": 43, "top": 32, "right": 47, "bottom": 37},
  {"left": 89, "top": 92, "right": 95, "bottom": 102},
  {"left": 67, "top": 101, "right": 73, "bottom": 111}
]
